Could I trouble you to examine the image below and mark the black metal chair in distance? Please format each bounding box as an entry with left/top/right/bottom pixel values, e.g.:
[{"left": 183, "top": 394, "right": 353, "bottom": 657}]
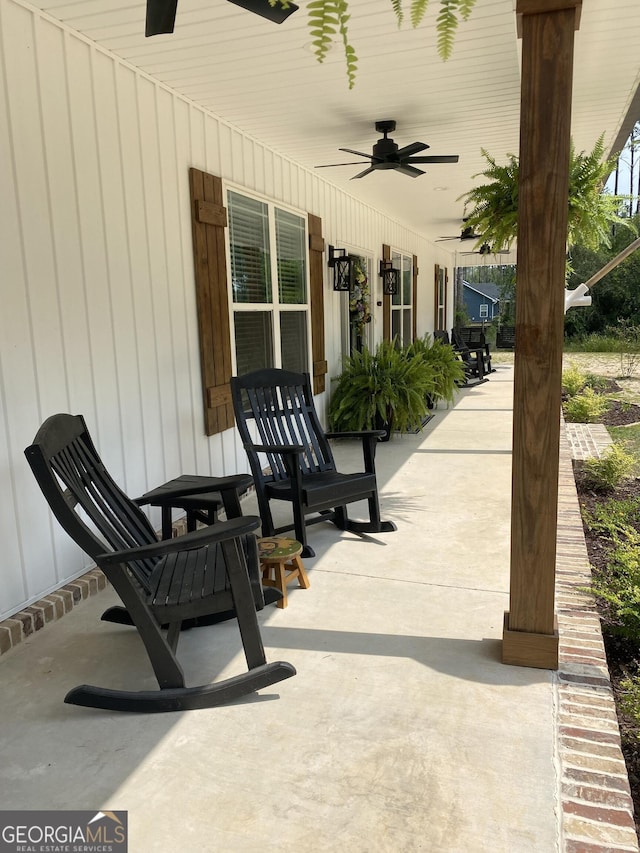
[{"left": 230, "top": 368, "right": 396, "bottom": 558}]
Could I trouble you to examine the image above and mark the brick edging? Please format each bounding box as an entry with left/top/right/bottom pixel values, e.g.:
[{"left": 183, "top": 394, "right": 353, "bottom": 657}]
[
  {"left": 0, "top": 568, "right": 108, "bottom": 657},
  {"left": 0, "top": 513, "right": 197, "bottom": 658},
  {"left": 557, "top": 425, "right": 639, "bottom": 852}
]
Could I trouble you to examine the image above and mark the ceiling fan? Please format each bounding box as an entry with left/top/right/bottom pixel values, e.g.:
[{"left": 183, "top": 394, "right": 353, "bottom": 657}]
[
  {"left": 461, "top": 243, "right": 510, "bottom": 256},
  {"left": 145, "top": 0, "right": 298, "bottom": 37},
  {"left": 437, "top": 223, "right": 481, "bottom": 242},
  {"left": 315, "top": 120, "right": 459, "bottom": 180}
]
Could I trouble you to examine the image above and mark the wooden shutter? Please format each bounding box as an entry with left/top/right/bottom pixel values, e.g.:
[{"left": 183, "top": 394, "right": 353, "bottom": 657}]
[
  {"left": 382, "top": 243, "right": 391, "bottom": 341},
  {"left": 412, "top": 254, "right": 418, "bottom": 341},
  {"left": 434, "top": 263, "right": 448, "bottom": 332},
  {"left": 189, "top": 167, "right": 234, "bottom": 436},
  {"left": 308, "top": 214, "right": 327, "bottom": 394}
]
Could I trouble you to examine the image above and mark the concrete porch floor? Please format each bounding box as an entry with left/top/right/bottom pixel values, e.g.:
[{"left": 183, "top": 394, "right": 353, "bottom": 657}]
[{"left": 0, "top": 366, "right": 636, "bottom": 852}]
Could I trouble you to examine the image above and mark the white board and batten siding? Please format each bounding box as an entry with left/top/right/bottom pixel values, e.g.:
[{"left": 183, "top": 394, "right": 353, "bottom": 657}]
[{"left": 0, "top": 0, "right": 454, "bottom": 620}]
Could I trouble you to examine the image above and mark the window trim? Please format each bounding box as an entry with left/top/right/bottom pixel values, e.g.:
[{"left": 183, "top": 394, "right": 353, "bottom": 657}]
[
  {"left": 390, "top": 248, "right": 414, "bottom": 347},
  {"left": 224, "top": 183, "right": 312, "bottom": 377}
]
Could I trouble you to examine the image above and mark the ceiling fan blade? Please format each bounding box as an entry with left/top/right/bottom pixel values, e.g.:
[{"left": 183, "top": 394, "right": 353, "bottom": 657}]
[
  {"left": 226, "top": 0, "right": 299, "bottom": 23},
  {"left": 315, "top": 162, "right": 373, "bottom": 168},
  {"left": 406, "top": 155, "right": 460, "bottom": 164},
  {"left": 437, "top": 227, "right": 481, "bottom": 241},
  {"left": 395, "top": 164, "right": 425, "bottom": 178},
  {"left": 338, "top": 148, "right": 372, "bottom": 159},
  {"left": 395, "top": 142, "right": 429, "bottom": 159},
  {"left": 351, "top": 166, "right": 377, "bottom": 179},
  {"left": 145, "top": 0, "right": 178, "bottom": 35}
]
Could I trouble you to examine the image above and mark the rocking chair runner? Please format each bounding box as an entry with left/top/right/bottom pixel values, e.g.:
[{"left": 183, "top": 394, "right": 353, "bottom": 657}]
[
  {"left": 25, "top": 414, "right": 295, "bottom": 713},
  {"left": 230, "top": 368, "right": 396, "bottom": 558}
]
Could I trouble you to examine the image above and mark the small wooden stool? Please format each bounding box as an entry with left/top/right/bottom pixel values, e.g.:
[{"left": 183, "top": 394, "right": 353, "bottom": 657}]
[{"left": 258, "top": 537, "right": 310, "bottom": 609}]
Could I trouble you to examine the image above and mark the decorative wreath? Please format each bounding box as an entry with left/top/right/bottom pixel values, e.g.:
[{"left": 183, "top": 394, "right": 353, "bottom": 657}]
[{"left": 349, "top": 257, "right": 372, "bottom": 334}]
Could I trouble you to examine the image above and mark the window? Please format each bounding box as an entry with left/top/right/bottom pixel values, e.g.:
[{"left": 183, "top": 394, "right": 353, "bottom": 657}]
[
  {"left": 435, "top": 264, "right": 447, "bottom": 331},
  {"left": 228, "top": 190, "right": 309, "bottom": 375},
  {"left": 391, "top": 251, "right": 413, "bottom": 347}
]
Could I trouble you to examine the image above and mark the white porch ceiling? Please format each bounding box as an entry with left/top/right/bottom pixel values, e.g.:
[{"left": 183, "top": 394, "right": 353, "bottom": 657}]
[{"left": 32, "top": 0, "right": 640, "bottom": 246}]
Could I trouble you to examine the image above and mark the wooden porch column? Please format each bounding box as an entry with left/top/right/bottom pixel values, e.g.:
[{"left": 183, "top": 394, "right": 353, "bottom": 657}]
[{"left": 502, "top": 0, "right": 582, "bottom": 669}]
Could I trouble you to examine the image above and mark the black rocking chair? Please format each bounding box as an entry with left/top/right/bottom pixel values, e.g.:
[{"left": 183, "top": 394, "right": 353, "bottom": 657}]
[
  {"left": 25, "top": 413, "right": 295, "bottom": 713},
  {"left": 230, "top": 368, "right": 396, "bottom": 558}
]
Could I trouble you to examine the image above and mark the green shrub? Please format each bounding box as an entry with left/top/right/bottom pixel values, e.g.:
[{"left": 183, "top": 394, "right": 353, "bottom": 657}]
[
  {"left": 619, "top": 674, "right": 640, "bottom": 727},
  {"left": 564, "top": 333, "right": 634, "bottom": 353},
  {"left": 563, "top": 386, "right": 610, "bottom": 422},
  {"left": 582, "top": 496, "right": 640, "bottom": 541},
  {"left": 584, "top": 372, "right": 610, "bottom": 393},
  {"left": 580, "top": 444, "right": 635, "bottom": 492},
  {"left": 562, "top": 364, "right": 587, "bottom": 397},
  {"left": 590, "top": 538, "right": 640, "bottom": 641}
]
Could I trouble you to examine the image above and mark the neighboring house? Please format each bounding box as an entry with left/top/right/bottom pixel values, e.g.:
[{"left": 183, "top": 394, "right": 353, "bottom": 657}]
[{"left": 462, "top": 281, "right": 501, "bottom": 322}]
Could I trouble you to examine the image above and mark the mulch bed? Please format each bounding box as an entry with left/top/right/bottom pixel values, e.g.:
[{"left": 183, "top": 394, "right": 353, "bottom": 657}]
[
  {"left": 573, "top": 382, "right": 640, "bottom": 831},
  {"left": 599, "top": 400, "right": 640, "bottom": 427},
  {"left": 576, "top": 470, "right": 640, "bottom": 832}
]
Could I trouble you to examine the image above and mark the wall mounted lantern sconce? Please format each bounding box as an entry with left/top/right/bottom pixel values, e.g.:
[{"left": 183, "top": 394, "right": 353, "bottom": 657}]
[
  {"left": 328, "top": 245, "right": 355, "bottom": 292},
  {"left": 379, "top": 259, "right": 400, "bottom": 295}
]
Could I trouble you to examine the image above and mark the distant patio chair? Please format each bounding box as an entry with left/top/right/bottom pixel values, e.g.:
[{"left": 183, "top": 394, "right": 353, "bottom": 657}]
[{"left": 433, "top": 330, "right": 487, "bottom": 386}]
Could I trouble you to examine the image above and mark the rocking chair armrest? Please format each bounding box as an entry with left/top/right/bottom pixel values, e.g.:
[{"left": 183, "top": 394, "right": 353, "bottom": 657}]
[
  {"left": 325, "top": 431, "right": 382, "bottom": 474},
  {"left": 96, "top": 515, "right": 261, "bottom": 566},
  {"left": 325, "top": 431, "right": 386, "bottom": 441}
]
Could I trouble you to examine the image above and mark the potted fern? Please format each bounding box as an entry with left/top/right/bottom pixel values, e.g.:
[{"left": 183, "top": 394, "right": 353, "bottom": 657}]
[
  {"left": 406, "top": 334, "right": 466, "bottom": 407},
  {"left": 329, "top": 339, "right": 436, "bottom": 440}
]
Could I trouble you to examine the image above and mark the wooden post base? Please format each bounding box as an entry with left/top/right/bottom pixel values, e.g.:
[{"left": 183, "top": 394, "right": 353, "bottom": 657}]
[{"left": 502, "top": 611, "right": 559, "bottom": 670}]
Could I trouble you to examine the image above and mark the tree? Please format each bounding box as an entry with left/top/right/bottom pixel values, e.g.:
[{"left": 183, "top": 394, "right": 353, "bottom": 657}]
[{"left": 564, "top": 215, "right": 640, "bottom": 338}]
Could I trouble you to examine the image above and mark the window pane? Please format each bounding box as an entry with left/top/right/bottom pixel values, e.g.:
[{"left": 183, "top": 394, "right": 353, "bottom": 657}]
[
  {"left": 234, "top": 312, "right": 273, "bottom": 376},
  {"left": 403, "top": 255, "right": 412, "bottom": 304},
  {"left": 228, "top": 191, "right": 272, "bottom": 304},
  {"left": 391, "top": 310, "right": 401, "bottom": 342},
  {"left": 403, "top": 308, "right": 412, "bottom": 344},
  {"left": 275, "top": 208, "right": 306, "bottom": 304},
  {"left": 280, "top": 311, "right": 308, "bottom": 374}
]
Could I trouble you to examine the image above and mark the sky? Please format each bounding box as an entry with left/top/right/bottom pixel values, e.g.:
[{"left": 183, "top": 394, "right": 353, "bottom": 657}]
[{"left": 605, "top": 123, "right": 639, "bottom": 213}]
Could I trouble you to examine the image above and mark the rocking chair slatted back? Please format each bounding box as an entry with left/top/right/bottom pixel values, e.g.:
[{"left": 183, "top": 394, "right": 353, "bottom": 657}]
[
  {"left": 231, "top": 368, "right": 397, "bottom": 558},
  {"left": 27, "top": 413, "right": 160, "bottom": 586},
  {"left": 241, "top": 371, "right": 336, "bottom": 483}
]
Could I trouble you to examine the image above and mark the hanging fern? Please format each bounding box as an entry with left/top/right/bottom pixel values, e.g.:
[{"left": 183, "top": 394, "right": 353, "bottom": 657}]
[
  {"left": 272, "top": 0, "right": 476, "bottom": 88},
  {"left": 460, "top": 135, "right": 633, "bottom": 256}
]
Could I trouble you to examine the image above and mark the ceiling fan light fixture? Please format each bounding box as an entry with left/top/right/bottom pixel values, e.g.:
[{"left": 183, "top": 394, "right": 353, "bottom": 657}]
[{"left": 226, "top": 0, "right": 299, "bottom": 23}]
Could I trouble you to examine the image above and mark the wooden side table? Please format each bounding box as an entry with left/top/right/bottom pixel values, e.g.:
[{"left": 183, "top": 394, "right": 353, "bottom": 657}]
[{"left": 258, "top": 537, "right": 310, "bottom": 609}]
